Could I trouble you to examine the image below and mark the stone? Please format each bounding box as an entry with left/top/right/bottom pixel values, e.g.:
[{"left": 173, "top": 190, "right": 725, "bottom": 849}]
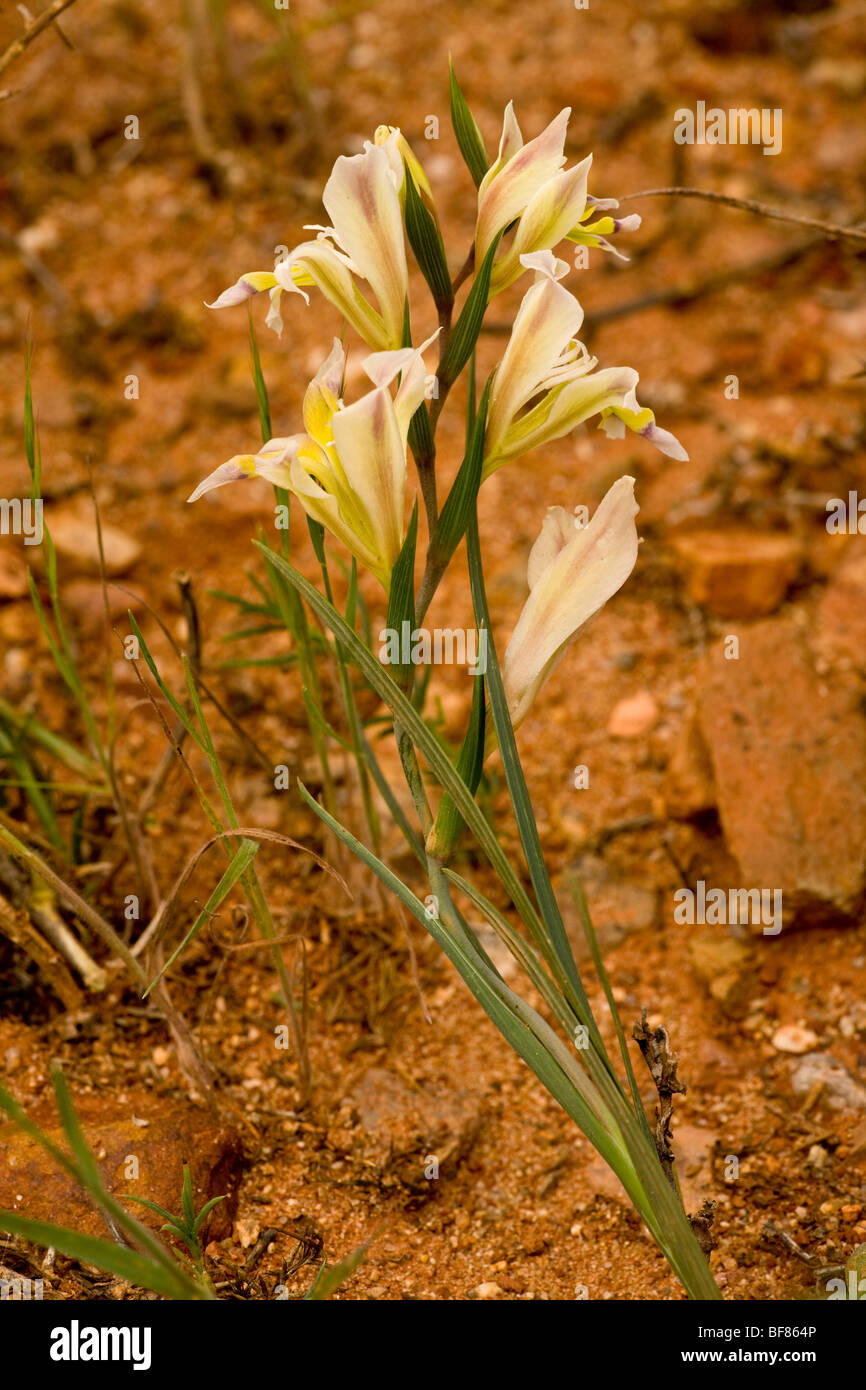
[
  {"left": 813, "top": 552, "right": 866, "bottom": 672},
  {"left": 665, "top": 715, "right": 717, "bottom": 819},
  {"left": 771, "top": 1025, "right": 819, "bottom": 1055},
  {"left": 688, "top": 928, "right": 753, "bottom": 1014},
  {"left": 42, "top": 502, "right": 141, "bottom": 577},
  {"left": 0, "top": 1093, "right": 241, "bottom": 1241},
  {"left": 670, "top": 530, "right": 801, "bottom": 619},
  {"left": 790, "top": 1053, "right": 866, "bottom": 1113},
  {"left": 607, "top": 690, "right": 659, "bottom": 738},
  {"left": 469, "top": 1281, "right": 506, "bottom": 1299},
  {"left": 696, "top": 619, "right": 866, "bottom": 927},
  {"left": 0, "top": 550, "right": 28, "bottom": 600},
  {"left": 339, "top": 1067, "right": 481, "bottom": 1190},
  {"left": 60, "top": 579, "right": 145, "bottom": 631}
]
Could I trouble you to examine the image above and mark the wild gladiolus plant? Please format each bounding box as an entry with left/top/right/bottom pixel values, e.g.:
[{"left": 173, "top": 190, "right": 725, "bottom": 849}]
[{"left": 190, "top": 69, "right": 720, "bottom": 1301}]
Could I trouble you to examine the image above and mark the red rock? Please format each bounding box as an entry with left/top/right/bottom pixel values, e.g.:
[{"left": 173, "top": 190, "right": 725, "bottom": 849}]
[
  {"left": 0, "top": 1092, "right": 241, "bottom": 1242},
  {"left": 670, "top": 530, "right": 801, "bottom": 619},
  {"left": 665, "top": 715, "right": 717, "bottom": 819},
  {"left": 696, "top": 619, "right": 866, "bottom": 928},
  {"left": 814, "top": 552, "right": 866, "bottom": 672}
]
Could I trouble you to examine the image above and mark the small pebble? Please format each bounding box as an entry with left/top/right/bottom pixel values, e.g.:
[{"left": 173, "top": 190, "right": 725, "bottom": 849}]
[
  {"left": 771, "top": 1024, "right": 819, "bottom": 1054},
  {"left": 607, "top": 690, "right": 659, "bottom": 738}
]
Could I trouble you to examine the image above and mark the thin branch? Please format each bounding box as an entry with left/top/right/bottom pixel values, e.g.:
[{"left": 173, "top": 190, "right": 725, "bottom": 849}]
[
  {"left": 480, "top": 237, "right": 821, "bottom": 335},
  {"left": 0, "top": 0, "right": 78, "bottom": 79},
  {"left": 618, "top": 187, "right": 866, "bottom": 245}
]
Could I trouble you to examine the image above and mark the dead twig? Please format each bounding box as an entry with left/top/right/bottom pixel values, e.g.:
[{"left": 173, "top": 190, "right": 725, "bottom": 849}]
[
  {"left": 0, "top": 225, "right": 71, "bottom": 310},
  {"left": 0, "top": 0, "right": 77, "bottom": 79},
  {"left": 632, "top": 1008, "right": 719, "bottom": 1254},
  {"left": 481, "top": 238, "right": 823, "bottom": 335},
  {"left": 0, "top": 887, "right": 83, "bottom": 1008},
  {"left": 133, "top": 825, "right": 349, "bottom": 966},
  {"left": 632, "top": 1009, "right": 686, "bottom": 1190},
  {"left": 0, "top": 848, "right": 105, "bottom": 994},
  {"left": 618, "top": 187, "right": 866, "bottom": 245},
  {"left": 0, "top": 819, "right": 217, "bottom": 1105}
]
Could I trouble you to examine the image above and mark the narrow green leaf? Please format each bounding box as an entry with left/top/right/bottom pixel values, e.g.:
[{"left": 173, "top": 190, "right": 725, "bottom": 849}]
[
  {"left": 404, "top": 169, "right": 452, "bottom": 313},
  {"left": 180, "top": 1164, "right": 195, "bottom": 1230},
  {"left": 249, "top": 542, "right": 557, "bottom": 982},
  {"left": 438, "top": 233, "right": 501, "bottom": 389},
  {"left": 144, "top": 838, "right": 260, "bottom": 995},
  {"left": 306, "top": 516, "right": 327, "bottom": 565},
  {"left": 51, "top": 1069, "right": 107, "bottom": 1196},
  {"left": 384, "top": 501, "right": 418, "bottom": 690},
  {"left": 464, "top": 509, "right": 606, "bottom": 1058},
  {"left": 248, "top": 312, "right": 272, "bottom": 444},
  {"left": 427, "top": 669, "right": 486, "bottom": 857},
  {"left": 124, "top": 1196, "right": 177, "bottom": 1223},
  {"left": 0, "top": 1212, "right": 206, "bottom": 1299},
  {"left": 448, "top": 60, "right": 489, "bottom": 187},
  {"left": 0, "top": 1074, "right": 208, "bottom": 1297},
  {"left": 566, "top": 868, "right": 654, "bottom": 1148},
  {"left": 297, "top": 784, "right": 641, "bottom": 1203},
  {"left": 407, "top": 399, "right": 435, "bottom": 472},
  {"left": 193, "top": 1194, "right": 226, "bottom": 1237},
  {"left": 428, "top": 377, "right": 491, "bottom": 570},
  {"left": 0, "top": 695, "right": 100, "bottom": 779},
  {"left": 305, "top": 1242, "right": 368, "bottom": 1300}
]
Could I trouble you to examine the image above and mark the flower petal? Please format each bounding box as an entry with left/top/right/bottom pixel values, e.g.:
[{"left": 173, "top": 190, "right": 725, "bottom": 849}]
[
  {"left": 490, "top": 155, "right": 593, "bottom": 292},
  {"left": 501, "top": 477, "right": 639, "bottom": 728},
  {"left": 486, "top": 365, "right": 641, "bottom": 474},
  {"left": 330, "top": 387, "right": 406, "bottom": 575},
  {"left": 477, "top": 100, "right": 524, "bottom": 203},
  {"left": 519, "top": 249, "right": 570, "bottom": 282},
  {"left": 206, "top": 271, "right": 278, "bottom": 310},
  {"left": 287, "top": 457, "right": 385, "bottom": 586},
  {"left": 276, "top": 240, "right": 389, "bottom": 350},
  {"left": 303, "top": 339, "right": 346, "bottom": 445},
  {"left": 322, "top": 141, "right": 409, "bottom": 348},
  {"left": 187, "top": 458, "right": 258, "bottom": 502},
  {"left": 526, "top": 505, "right": 576, "bottom": 589},
  {"left": 485, "top": 276, "right": 585, "bottom": 463},
  {"left": 476, "top": 107, "right": 571, "bottom": 264}
]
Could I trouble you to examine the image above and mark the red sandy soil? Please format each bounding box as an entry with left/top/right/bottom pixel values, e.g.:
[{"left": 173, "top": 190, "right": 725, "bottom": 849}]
[{"left": 1, "top": 0, "right": 866, "bottom": 1300}]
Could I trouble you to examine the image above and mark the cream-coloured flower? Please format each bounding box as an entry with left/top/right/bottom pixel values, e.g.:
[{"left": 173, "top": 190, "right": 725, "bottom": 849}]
[
  {"left": 483, "top": 252, "right": 687, "bottom": 475},
  {"left": 475, "top": 103, "right": 640, "bottom": 295},
  {"left": 500, "top": 477, "right": 640, "bottom": 730},
  {"left": 188, "top": 334, "right": 437, "bottom": 592},
  {"left": 208, "top": 136, "right": 409, "bottom": 351}
]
